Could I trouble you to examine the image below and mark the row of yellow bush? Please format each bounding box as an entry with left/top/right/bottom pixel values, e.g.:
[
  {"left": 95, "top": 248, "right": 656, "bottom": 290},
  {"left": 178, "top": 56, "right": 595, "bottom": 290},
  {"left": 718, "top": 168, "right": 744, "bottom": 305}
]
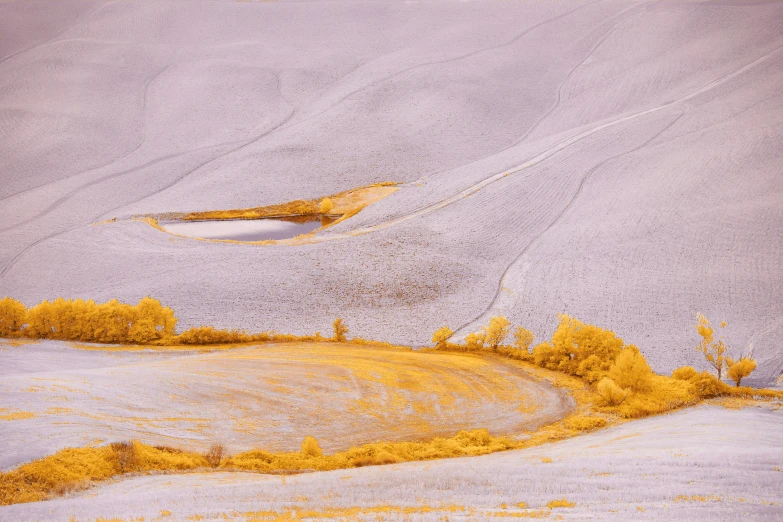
[
  {"left": 0, "top": 296, "right": 355, "bottom": 346},
  {"left": 0, "top": 296, "right": 176, "bottom": 344},
  {"left": 433, "top": 314, "right": 778, "bottom": 419},
  {"left": 0, "top": 429, "right": 526, "bottom": 506}
]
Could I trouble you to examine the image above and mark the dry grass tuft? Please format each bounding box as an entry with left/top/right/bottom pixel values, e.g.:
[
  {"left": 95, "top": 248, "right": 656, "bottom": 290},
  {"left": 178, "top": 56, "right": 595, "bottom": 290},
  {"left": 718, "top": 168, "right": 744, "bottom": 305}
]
[
  {"left": 205, "top": 444, "right": 225, "bottom": 468},
  {"left": 111, "top": 441, "right": 137, "bottom": 473}
]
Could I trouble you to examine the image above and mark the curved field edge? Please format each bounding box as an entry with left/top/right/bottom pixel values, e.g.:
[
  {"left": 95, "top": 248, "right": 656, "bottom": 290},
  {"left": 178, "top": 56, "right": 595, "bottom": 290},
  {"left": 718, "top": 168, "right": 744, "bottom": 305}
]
[
  {"left": 0, "top": 340, "right": 571, "bottom": 467},
  {"left": 16, "top": 405, "right": 778, "bottom": 522},
  {"left": 2, "top": 344, "right": 780, "bottom": 507},
  {"left": 0, "top": 349, "right": 593, "bottom": 506}
]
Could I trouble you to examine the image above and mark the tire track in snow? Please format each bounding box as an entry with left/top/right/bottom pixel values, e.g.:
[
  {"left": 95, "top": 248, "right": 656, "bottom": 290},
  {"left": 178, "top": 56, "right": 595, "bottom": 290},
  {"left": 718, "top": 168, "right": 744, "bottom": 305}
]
[
  {"left": 0, "top": 63, "right": 170, "bottom": 205},
  {"left": 450, "top": 112, "right": 685, "bottom": 338}
]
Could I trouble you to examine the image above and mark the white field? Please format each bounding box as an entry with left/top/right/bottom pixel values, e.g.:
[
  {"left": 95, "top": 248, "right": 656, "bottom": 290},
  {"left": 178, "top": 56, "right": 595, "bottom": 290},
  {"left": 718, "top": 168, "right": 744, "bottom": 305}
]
[
  {"left": 0, "top": 404, "right": 780, "bottom": 521},
  {"left": 0, "top": 340, "right": 572, "bottom": 470},
  {"left": 0, "top": 0, "right": 781, "bottom": 381}
]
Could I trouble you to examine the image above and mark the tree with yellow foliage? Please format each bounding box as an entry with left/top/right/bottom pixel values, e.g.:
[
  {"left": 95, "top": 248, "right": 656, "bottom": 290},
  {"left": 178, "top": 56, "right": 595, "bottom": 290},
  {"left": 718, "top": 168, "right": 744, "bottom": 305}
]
[
  {"left": 483, "top": 316, "right": 511, "bottom": 351},
  {"left": 319, "top": 198, "right": 335, "bottom": 214},
  {"left": 431, "top": 326, "right": 453, "bottom": 349},
  {"left": 725, "top": 344, "right": 757, "bottom": 387},
  {"left": 726, "top": 358, "right": 756, "bottom": 387},
  {"left": 24, "top": 297, "right": 176, "bottom": 344},
  {"left": 333, "top": 318, "right": 348, "bottom": 342},
  {"left": 0, "top": 297, "right": 27, "bottom": 337},
  {"left": 513, "top": 326, "right": 534, "bottom": 352},
  {"left": 695, "top": 313, "right": 728, "bottom": 380}
]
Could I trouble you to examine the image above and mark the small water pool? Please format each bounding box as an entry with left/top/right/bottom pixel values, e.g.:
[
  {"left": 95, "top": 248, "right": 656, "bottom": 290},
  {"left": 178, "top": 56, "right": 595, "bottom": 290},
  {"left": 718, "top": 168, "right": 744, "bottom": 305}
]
[{"left": 160, "top": 215, "right": 336, "bottom": 241}]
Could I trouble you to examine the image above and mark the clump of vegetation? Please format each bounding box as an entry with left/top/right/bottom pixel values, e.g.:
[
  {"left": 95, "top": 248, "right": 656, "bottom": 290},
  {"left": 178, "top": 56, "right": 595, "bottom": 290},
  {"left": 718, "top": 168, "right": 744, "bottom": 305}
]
[
  {"left": 301, "top": 436, "right": 322, "bottom": 457},
  {"left": 319, "top": 197, "right": 335, "bottom": 214},
  {"left": 431, "top": 326, "right": 453, "bottom": 349},
  {"left": 0, "top": 442, "right": 208, "bottom": 505},
  {"left": 608, "top": 347, "right": 652, "bottom": 392},
  {"left": 547, "top": 499, "right": 576, "bottom": 509},
  {"left": 596, "top": 377, "right": 628, "bottom": 406},
  {"left": 533, "top": 315, "right": 624, "bottom": 383},
  {"left": 1, "top": 296, "right": 177, "bottom": 344},
  {"left": 433, "top": 313, "right": 775, "bottom": 420},
  {"left": 0, "top": 297, "right": 26, "bottom": 337},
  {"left": 0, "top": 430, "right": 520, "bottom": 505}
]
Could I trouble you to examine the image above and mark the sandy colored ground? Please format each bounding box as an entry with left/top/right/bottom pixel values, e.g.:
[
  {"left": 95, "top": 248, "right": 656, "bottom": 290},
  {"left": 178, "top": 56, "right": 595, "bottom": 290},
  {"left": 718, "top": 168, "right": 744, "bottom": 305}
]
[
  {"left": 0, "top": 340, "right": 572, "bottom": 470},
  {"left": 0, "top": 1, "right": 781, "bottom": 378},
  {"left": 0, "top": 405, "right": 779, "bottom": 521}
]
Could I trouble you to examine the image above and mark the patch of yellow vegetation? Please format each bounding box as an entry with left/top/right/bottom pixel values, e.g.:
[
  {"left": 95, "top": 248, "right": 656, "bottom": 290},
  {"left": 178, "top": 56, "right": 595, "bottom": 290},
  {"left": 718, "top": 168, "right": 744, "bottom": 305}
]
[
  {"left": 0, "top": 442, "right": 209, "bottom": 505},
  {"left": 130, "top": 183, "right": 398, "bottom": 245},
  {"left": 673, "top": 494, "right": 723, "bottom": 503},
  {"left": 0, "top": 408, "right": 35, "bottom": 421},
  {"left": 162, "top": 183, "right": 397, "bottom": 223},
  {"left": 546, "top": 498, "right": 576, "bottom": 508}
]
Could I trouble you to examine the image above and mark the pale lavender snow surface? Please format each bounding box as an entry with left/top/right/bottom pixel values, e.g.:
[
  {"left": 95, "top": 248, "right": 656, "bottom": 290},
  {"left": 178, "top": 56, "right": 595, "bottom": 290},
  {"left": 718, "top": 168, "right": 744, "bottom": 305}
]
[
  {"left": 1, "top": 405, "right": 781, "bottom": 521},
  {"left": 1, "top": 0, "right": 783, "bottom": 518},
  {"left": 0, "top": 0, "right": 781, "bottom": 380}
]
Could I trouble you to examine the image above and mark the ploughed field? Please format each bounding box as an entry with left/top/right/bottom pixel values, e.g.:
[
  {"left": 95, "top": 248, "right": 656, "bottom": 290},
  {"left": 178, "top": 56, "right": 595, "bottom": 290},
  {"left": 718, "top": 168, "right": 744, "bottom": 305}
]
[
  {"left": 0, "top": 340, "right": 572, "bottom": 470},
  {"left": 1, "top": 0, "right": 781, "bottom": 381},
  {"left": 2, "top": 405, "right": 780, "bottom": 521}
]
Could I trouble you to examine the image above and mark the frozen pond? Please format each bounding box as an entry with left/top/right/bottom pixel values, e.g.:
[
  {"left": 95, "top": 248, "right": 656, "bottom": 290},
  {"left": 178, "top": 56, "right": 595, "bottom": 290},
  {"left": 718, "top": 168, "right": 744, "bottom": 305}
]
[{"left": 160, "top": 216, "right": 335, "bottom": 241}]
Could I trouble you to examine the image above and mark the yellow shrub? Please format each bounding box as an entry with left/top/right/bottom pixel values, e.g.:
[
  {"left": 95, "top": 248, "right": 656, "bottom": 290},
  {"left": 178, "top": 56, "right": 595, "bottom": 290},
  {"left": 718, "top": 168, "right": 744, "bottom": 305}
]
[
  {"left": 536, "top": 315, "right": 624, "bottom": 382},
  {"left": 0, "top": 297, "right": 27, "bottom": 337},
  {"left": 596, "top": 378, "right": 628, "bottom": 406},
  {"left": 301, "top": 436, "right": 322, "bottom": 457},
  {"left": 431, "top": 326, "right": 454, "bottom": 349},
  {"left": 671, "top": 366, "right": 697, "bottom": 380},
  {"left": 687, "top": 371, "right": 733, "bottom": 398},
  {"left": 608, "top": 346, "right": 653, "bottom": 392},
  {"left": 614, "top": 375, "right": 695, "bottom": 418},
  {"left": 319, "top": 198, "right": 335, "bottom": 214}
]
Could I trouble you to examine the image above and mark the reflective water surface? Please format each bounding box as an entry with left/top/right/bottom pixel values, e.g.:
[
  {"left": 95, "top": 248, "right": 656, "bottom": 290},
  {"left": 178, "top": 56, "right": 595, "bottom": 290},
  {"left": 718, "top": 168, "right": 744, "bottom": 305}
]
[{"left": 161, "top": 215, "right": 336, "bottom": 241}]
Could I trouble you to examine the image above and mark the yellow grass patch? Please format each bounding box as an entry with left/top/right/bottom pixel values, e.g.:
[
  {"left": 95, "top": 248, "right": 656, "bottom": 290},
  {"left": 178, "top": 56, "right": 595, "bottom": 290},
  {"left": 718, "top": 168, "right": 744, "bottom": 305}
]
[
  {"left": 547, "top": 498, "right": 576, "bottom": 508},
  {"left": 165, "top": 183, "right": 396, "bottom": 224},
  {"left": 0, "top": 408, "right": 35, "bottom": 421}
]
